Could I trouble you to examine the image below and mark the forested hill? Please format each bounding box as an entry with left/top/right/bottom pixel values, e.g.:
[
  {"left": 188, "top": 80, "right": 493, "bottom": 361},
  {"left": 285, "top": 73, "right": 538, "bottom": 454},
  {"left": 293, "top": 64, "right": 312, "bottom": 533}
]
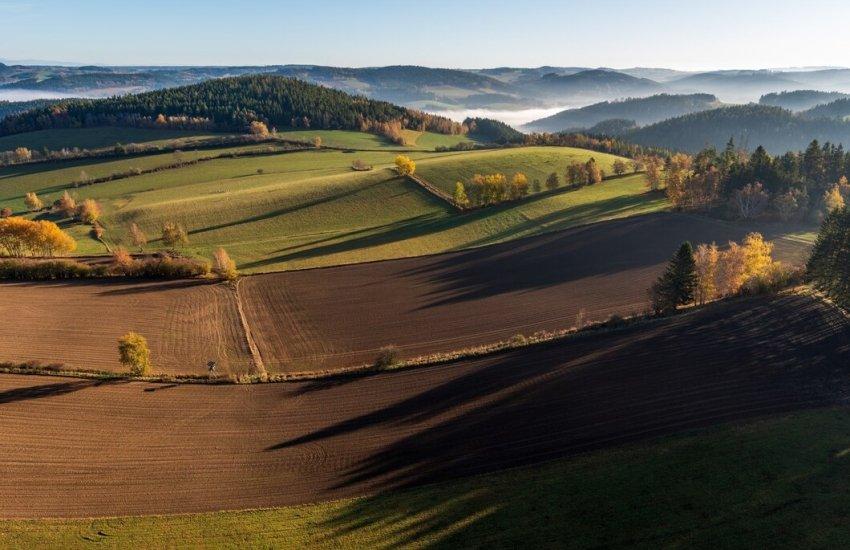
[
  {"left": 464, "top": 117, "right": 524, "bottom": 144},
  {"left": 524, "top": 93, "right": 720, "bottom": 132},
  {"left": 760, "top": 90, "right": 850, "bottom": 112},
  {"left": 801, "top": 98, "right": 850, "bottom": 120},
  {"left": 626, "top": 104, "right": 850, "bottom": 153},
  {"left": 0, "top": 75, "right": 463, "bottom": 136},
  {"left": 0, "top": 99, "right": 65, "bottom": 121}
]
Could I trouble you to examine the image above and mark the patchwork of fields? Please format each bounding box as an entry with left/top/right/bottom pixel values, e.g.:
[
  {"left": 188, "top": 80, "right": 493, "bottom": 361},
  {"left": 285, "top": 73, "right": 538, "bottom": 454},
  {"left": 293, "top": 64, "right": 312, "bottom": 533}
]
[{"left": 0, "top": 293, "right": 846, "bottom": 519}]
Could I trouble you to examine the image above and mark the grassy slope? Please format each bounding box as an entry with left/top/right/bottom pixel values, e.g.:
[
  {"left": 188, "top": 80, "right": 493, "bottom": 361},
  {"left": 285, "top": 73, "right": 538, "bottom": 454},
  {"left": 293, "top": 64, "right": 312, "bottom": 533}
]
[
  {"left": 0, "top": 127, "right": 223, "bottom": 151},
  {"left": 272, "top": 130, "right": 477, "bottom": 151},
  {"left": 0, "top": 132, "right": 664, "bottom": 268},
  {"left": 5, "top": 408, "right": 850, "bottom": 548},
  {"left": 415, "top": 146, "right": 630, "bottom": 195}
]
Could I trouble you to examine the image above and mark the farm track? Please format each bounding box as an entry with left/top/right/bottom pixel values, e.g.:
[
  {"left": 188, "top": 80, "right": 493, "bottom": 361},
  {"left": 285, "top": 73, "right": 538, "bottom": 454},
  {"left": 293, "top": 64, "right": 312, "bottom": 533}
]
[
  {"left": 0, "top": 293, "right": 847, "bottom": 518},
  {"left": 241, "top": 212, "right": 813, "bottom": 373}
]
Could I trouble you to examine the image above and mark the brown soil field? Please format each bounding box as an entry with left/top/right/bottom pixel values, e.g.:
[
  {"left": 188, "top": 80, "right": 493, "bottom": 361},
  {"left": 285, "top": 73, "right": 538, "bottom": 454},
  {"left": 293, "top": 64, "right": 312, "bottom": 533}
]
[
  {"left": 0, "top": 279, "right": 253, "bottom": 376},
  {"left": 241, "top": 212, "right": 812, "bottom": 373},
  {"left": 1, "top": 293, "right": 847, "bottom": 518}
]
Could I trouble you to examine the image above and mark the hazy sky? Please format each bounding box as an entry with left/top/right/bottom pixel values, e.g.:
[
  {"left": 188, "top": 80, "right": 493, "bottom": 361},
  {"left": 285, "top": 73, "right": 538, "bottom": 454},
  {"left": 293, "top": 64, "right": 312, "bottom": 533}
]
[{"left": 3, "top": 0, "right": 850, "bottom": 69}]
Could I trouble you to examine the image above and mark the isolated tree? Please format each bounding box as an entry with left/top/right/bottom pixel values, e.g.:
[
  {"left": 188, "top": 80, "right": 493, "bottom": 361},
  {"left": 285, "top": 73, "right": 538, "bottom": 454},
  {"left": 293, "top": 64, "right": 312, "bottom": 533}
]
[
  {"left": 453, "top": 181, "right": 470, "bottom": 208},
  {"left": 531, "top": 178, "right": 542, "bottom": 193},
  {"left": 510, "top": 172, "right": 529, "bottom": 199},
  {"left": 24, "top": 192, "right": 43, "bottom": 212},
  {"left": 118, "top": 332, "right": 152, "bottom": 376},
  {"left": 161, "top": 221, "right": 189, "bottom": 249},
  {"left": 693, "top": 242, "right": 719, "bottom": 304},
  {"left": 129, "top": 222, "right": 147, "bottom": 252},
  {"left": 612, "top": 159, "right": 628, "bottom": 176},
  {"left": 57, "top": 191, "right": 77, "bottom": 218},
  {"left": 312, "top": 136, "right": 322, "bottom": 148},
  {"left": 585, "top": 158, "right": 602, "bottom": 184},
  {"left": 212, "top": 247, "right": 238, "bottom": 281},
  {"left": 76, "top": 198, "right": 101, "bottom": 224},
  {"left": 0, "top": 207, "right": 11, "bottom": 219},
  {"left": 249, "top": 120, "right": 270, "bottom": 136},
  {"left": 545, "top": 172, "right": 560, "bottom": 190},
  {"left": 394, "top": 155, "right": 416, "bottom": 176},
  {"left": 650, "top": 242, "right": 697, "bottom": 313},
  {"left": 566, "top": 162, "right": 588, "bottom": 186}
]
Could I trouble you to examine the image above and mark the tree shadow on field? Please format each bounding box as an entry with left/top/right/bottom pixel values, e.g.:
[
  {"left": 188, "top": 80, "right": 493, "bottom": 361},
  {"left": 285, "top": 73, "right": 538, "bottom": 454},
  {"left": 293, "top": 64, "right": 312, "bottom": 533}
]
[
  {"left": 4, "top": 277, "right": 218, "bottom": 296},
  {"left": 267, "top": 294, "right": 850, "bottom": 546},
  {"left": 0, "top": 379, "right": 116, "bottom": 405}
]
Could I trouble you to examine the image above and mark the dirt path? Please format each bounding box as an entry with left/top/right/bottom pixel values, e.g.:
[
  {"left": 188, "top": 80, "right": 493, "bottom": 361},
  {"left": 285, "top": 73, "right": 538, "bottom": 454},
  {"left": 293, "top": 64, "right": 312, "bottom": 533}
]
[{"left": 1, "top": 293, "right": 846, "bottom": 519}]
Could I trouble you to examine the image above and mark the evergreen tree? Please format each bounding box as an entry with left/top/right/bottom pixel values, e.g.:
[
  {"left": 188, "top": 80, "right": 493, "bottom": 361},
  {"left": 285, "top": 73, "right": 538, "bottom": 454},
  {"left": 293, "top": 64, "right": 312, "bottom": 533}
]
[
  {"left": 807, "top": 207, "right": 850, "bottom": 307},
  {"left": 650, "top": 242, "right": 698, "bottom": 313}
]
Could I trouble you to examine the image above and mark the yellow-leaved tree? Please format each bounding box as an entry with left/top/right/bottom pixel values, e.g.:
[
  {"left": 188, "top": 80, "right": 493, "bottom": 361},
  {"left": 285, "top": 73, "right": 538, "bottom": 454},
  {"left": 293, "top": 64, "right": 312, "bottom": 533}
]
[{"left": 394, "top": 155, "right": 416, "bottom": 176}]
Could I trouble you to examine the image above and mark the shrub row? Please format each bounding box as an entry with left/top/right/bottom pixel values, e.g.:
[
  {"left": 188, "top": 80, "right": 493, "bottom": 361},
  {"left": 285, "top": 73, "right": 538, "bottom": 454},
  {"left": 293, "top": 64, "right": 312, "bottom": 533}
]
[{"left": 0, "top": 256, "right": 210, "bottom": 280}]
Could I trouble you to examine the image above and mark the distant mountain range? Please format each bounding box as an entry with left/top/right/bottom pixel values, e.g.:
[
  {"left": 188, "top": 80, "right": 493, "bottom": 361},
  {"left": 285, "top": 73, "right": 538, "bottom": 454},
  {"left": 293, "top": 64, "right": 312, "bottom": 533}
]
[
  {"left": 523, "top": 94, "right": 722, "bottom": 132},
  {"left": 6, "top": 63, "right": 850, "bottom": 113}
]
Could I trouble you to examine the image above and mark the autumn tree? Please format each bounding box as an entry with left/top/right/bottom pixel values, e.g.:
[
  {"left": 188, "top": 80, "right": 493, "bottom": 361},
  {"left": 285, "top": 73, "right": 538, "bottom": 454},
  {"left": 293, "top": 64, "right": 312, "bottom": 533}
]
[
  {"left": 531, "top": 179, "right": 542, "bottom": 193},
  {"left": 0, "top": 208, "right": 11, "bottom": 219},
  {"left": 693, "top": 243, "right": 719, "bottom": 304},
  {"left": 612, "top": 159, "right": 628, "bottom": 176},
  {"left": 24, "top": 192, "right": 43, "bottom": 212},
  {"left": 14, "top": 147, "right": 32, "bottom": 163},
  {"left": 161, "top": 221, "right": 189, "bottom": 249},
  {"left": 644, "top": 156, "right": 664, "bottom": 191},
  {"left": 650, "top": 242, "right": 697, "bottom": 313},
  {"left": 631, "top": 157, "right": 645, "bottom": 173},
  {"left": 212, "top": 247, "right": 238, "bottom": 281},
  {"left": 249, "top": 120, "right": 270, "bottom": 136},
  {"left": 312, "top": 136, "right": 322, "bottom": 148},
  {"left": 111, "top": 246, "right": 135, "bottom": 272},
  {"left": 585, "top": 158, "right": 603, "bottom": 184},
  {"left": 510, "top": 172, "right": 529, "bottom": 199},
  {"left": 76, "top": 198, "right": 101, "bottom": 224},
  {"left": 118, "top": 332, "right": 152, "bottom": 376},
  {"left": 57, "top": 191, "right": 77, "bottom": 218},
  {"left": 0, "top": 217, "right": 76, "bottom": 257},
  {"left": 394, "top": 155, "right": 416, "bottom": 176},
  {"left": 545, "top": 172, "right": 560, "bottom": 190},
  {"left": 453, "top": 181, "right": 470, "bottom": 208},
  {"left": 566, "top": 162, "right": 588, "bottom": 186},
  {"left": 731, "top": 182, "right": 770, "bottom": 219},
  {"left": 129, "top": 223, "right": 147, "bottom": 252},
  {"left": 824, "top": 184, "right": 846, "bottom": 212}
]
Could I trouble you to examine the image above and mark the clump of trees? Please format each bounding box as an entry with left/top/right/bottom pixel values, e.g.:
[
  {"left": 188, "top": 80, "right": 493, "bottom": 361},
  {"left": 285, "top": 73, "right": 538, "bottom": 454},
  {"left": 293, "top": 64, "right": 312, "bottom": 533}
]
[
  {"left": 161, "top": 221, "right": 189, "bottom": 249},
  {"left": 657, "top": 139, "right": 850, "bottom": 221},
  {"left": 24, "top": 192, "right": 43, "bottom": 211},
  {"left": 807, "top": 207, "right": 850, "bottom": 309},
  {"left": 462, "top": 172, "right": 530, "bottom": 207},
  {"left": 394, "top": 155, "right": 416, "bottom": 176},
  {"left": 650, "top": 233, "right": 790, "bottom": 313},
  {"left": 0, "top": 217, "right": 76, "bottom": 257},
  {"left": 118, "top": 332, "right": 151, "bottom": 376},
  {"left": 565, "top": 158, "right": 605, "bottom": 187}
]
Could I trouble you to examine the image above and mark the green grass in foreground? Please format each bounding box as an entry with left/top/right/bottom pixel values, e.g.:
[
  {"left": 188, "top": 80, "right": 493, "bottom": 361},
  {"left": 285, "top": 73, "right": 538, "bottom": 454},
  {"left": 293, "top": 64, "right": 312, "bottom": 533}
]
[
  {"left": 415, "top": 146, "right": 631, "bottom": 196},
  {"left": 0, "top": 127, "right": 222, "bottom": 152},
  {"left": 5, "top": 408, "right": 850, "bottom": 548}
]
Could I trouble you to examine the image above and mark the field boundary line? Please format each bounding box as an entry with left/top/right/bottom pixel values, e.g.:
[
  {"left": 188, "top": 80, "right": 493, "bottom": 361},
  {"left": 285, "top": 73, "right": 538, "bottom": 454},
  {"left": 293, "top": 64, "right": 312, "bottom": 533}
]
[
  {"left": 234, "top": 278, "right": 267, "bottom": 378},
  {"left": 405, "top": 173, "right": 464, "bottom": 211}
]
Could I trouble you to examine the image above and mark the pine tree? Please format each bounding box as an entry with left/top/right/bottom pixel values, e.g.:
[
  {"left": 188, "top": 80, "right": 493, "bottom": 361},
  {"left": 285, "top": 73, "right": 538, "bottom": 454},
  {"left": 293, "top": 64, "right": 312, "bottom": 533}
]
[
  {"left": 807, "top": 207, "right": 850, "bottom": 307},
  {"left": 650, "top": 242, "right": 697, "bottom": 313}
]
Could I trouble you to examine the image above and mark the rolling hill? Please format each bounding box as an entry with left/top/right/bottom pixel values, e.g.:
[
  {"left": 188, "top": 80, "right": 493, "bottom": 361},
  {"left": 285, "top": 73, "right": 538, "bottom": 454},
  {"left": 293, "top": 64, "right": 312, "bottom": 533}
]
[
  {"left": 523, "top": 93, "right": 721, "bottom": 132},
  {"left": 530, "top": 69, "right": 661, "bottom": 101},
  {"left": 801, "top": 98, "right": 850, "bottom": 120},
  {"left": 760, "top": 90, "right": 850, "bottom": 111}
]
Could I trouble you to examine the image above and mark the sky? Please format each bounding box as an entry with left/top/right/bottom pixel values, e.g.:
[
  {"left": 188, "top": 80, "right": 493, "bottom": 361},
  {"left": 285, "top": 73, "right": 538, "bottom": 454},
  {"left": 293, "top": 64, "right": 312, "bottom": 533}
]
[{"left": 3, "top": 0, "right": 850, "bottom": 70}]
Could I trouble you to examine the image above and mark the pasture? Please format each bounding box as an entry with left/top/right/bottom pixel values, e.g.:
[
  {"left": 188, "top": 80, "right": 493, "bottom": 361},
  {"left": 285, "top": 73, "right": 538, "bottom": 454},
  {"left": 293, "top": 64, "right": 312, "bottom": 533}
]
[{"left": 0, "top": 127, "right": 224, "bottom": 152}]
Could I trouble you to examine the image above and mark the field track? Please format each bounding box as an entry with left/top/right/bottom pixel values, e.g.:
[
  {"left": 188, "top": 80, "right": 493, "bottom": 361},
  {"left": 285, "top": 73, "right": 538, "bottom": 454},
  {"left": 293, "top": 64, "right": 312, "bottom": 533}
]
[
  {"left": 0, "top": 279, "right": 253, "bottom": 375},
  {"left": 242, "top": 212, "right": 812, "bottom": 372},
  {"left": 1, "top": 293, "right": 847, "bottom": 518}
]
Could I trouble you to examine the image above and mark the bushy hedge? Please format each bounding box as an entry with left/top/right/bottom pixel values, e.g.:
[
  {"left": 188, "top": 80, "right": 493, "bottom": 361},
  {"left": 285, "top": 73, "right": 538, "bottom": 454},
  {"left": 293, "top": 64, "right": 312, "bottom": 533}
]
[{"left": 0, "top": 256, "right": 210, "bottom": 280}]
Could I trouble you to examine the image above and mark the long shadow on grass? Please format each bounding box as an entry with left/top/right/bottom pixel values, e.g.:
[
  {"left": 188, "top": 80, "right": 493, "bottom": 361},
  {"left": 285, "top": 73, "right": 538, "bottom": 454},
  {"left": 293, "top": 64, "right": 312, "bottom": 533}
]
[{"left": 274, "top": 294, "right": 849, "bottom": 546}]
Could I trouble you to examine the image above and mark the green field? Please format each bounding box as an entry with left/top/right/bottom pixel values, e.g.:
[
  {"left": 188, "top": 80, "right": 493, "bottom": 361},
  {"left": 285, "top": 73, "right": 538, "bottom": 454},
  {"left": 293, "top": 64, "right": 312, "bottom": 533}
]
[
  {"left": 0, "top": 132, "right": 666, "bottom": 268},
  {"left": 415, "top": 146, "right": 632, "bottom": 196},
  {"left": 5, "top": 408, "right": 850, "bottom": 548},
  {"left": 0, "top": 127, "right": 225, "bottom": 152},
  {"left": 276, "top": 129, "right": 478, "bottom": 151}
]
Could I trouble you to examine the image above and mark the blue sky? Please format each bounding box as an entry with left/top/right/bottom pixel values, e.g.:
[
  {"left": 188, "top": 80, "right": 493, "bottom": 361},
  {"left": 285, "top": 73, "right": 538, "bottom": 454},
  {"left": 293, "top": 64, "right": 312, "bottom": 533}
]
[{"left": 2, "top": 0, "right": 850, "bottom": 69}]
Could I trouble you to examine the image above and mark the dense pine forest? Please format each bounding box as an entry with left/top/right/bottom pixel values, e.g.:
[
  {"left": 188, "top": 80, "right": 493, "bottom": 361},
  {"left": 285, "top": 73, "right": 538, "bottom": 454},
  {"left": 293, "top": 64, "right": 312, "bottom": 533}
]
[{"left": 0, "top": 75, "right": 464, "bottom": 137}]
